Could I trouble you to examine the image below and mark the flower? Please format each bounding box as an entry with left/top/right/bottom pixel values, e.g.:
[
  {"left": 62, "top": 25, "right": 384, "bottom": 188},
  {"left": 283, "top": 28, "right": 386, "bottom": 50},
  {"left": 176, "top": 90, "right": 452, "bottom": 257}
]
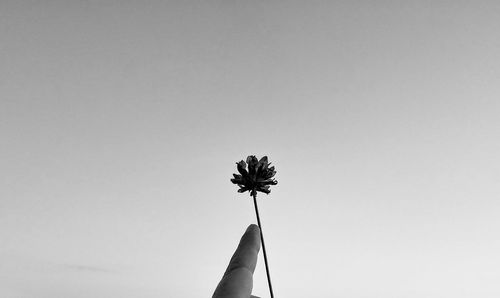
[{"left": 231, "top": 155, "right": 278, "bottom": 197}]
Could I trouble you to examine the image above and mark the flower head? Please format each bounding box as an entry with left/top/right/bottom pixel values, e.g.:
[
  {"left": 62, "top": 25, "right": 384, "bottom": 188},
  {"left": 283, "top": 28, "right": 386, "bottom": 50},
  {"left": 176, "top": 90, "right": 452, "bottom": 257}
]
[{"left": 231, "top": 155, "right": 278, "bottom": 197}]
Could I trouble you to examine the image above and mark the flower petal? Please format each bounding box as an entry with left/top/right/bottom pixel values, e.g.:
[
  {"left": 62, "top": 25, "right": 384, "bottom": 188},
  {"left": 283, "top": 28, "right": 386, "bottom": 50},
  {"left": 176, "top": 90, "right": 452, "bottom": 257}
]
[
  {"left": 260, "top": 179, "right": 277, "bottom": 185},
  {"left": 257, "top": 185, "right": 271, "bottom": 194},
  {"left": 247, "top": 156, "right": 258, "bottom": 176},
  {"left": 237, "top": 161, "right": 249, "bottom": 177},
  {"left": 238, "top": 186, "right": 250, "bottom": 193}
]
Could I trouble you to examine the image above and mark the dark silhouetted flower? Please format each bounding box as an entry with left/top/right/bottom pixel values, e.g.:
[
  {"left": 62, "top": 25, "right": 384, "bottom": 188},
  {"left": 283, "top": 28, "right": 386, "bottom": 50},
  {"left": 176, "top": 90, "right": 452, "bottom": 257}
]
[{"left": 231, "top": 155, "right": 278, "bottom": 197}]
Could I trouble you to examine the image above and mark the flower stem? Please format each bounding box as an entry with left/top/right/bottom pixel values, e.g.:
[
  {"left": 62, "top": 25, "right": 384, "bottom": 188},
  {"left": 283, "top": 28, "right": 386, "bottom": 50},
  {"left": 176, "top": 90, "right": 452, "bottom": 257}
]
[{"left": 252, "top": 193, "right": 274, "bottom": 298}]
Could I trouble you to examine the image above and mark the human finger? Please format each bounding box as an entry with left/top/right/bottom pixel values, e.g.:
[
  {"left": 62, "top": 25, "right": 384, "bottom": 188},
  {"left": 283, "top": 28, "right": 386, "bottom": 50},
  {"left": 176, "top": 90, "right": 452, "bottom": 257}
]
[{"left": 213, "top": 224, "right": 261, "bottom": 298}]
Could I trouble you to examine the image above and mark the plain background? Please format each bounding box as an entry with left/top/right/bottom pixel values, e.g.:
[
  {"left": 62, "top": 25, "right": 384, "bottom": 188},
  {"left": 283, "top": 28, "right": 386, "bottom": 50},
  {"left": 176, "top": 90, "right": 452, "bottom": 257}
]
[{"left": 1, "top": 1, "right": 499, "bottom": 297}]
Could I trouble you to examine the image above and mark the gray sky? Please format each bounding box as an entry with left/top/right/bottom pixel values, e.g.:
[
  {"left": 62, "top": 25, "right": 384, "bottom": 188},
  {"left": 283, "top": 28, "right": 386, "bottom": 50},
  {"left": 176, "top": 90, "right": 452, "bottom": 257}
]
[{"left": 1, "top": 1, "right": 500, "bottom": 297}]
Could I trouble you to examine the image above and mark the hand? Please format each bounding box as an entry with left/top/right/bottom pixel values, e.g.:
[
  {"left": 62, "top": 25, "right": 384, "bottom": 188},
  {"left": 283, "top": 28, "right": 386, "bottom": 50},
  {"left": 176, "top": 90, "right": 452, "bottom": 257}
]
[{"left": 213, "top": 224, "right": 261, "bottom": 298}]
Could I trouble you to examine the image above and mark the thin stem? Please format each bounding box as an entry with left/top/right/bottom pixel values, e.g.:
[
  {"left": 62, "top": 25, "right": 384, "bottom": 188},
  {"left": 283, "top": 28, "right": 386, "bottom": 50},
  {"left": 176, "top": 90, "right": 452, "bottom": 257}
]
[{"left": 252, "top": 193, "right": 274, "bottom": 298}]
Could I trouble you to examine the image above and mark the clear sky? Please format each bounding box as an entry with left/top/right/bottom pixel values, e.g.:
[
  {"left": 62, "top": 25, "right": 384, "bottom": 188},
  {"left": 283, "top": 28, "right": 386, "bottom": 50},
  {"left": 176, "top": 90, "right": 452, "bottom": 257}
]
[{"left": 1, "top": 1, "right": 499, "bottom": 297}]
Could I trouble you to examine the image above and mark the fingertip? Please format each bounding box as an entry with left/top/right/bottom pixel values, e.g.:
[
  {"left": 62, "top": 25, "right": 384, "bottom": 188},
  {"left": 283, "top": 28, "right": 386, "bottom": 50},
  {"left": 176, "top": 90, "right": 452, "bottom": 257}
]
[
  {"left": 245, "top": 224, "right": 261, "bottom": 245},
  {"left": 246, "top": 224, "right": 259, "bottom": 233},
  {"left": 242, "top": 224, "right": 261, "bottom": 255}
]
